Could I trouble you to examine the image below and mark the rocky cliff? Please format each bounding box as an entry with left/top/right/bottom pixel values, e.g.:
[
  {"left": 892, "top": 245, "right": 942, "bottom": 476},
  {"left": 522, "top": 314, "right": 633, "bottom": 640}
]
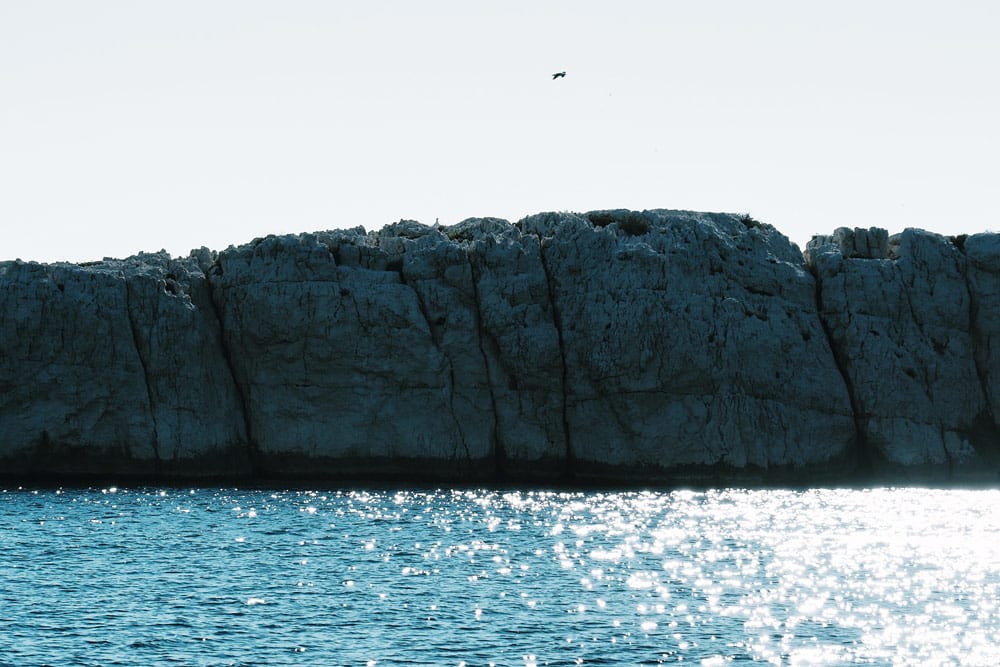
[{"left": 2, "top": 210, "right": 998, "bottom": 484}]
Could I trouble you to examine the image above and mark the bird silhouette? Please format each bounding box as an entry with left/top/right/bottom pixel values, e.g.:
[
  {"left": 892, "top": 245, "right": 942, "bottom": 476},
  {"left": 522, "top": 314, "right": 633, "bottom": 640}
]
[{"left": 552, "top": 71, "right": 566, "bottom": 79}]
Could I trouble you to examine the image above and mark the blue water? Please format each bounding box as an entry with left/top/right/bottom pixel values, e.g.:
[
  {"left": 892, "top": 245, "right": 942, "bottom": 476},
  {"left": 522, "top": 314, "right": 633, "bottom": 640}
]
[{"left": 2, "top": 487, "right": 999, "bottom": 666}]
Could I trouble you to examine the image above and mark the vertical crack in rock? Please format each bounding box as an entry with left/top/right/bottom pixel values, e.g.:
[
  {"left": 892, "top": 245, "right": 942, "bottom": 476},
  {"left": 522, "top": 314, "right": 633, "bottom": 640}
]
[
  {"left": 961, "top": 250, "right": 993, "bottom": 417},
  {"left": 967, "top": 273, "right": 993, "bottom": 412},
  {"left": 900, "top": 273, "right": 936, "bottom": 406},
  {"left": 959, "top": 247, "right": 1000, "bottom": 463},
  {"left": 204, "top": 265, "right": 261, "bottom": 477},
  {"left": 467, "top": 252, "right": 505, "bottom": 477},
  {"left": 810, "top": 269, "right": 871, "bottom": 474},
  {"left": 124, "top": 279, "right": 160, "bottom": 470},
  {"left": 940, "top": 425, "right": 954, "bottom": 478},
  {"left": 538, "top": 237, "right": 575, "bottom": 480},
  {"left": 446, "top": 364, "right": 470, "bottom": 467},
  {"left": 402, "top": 267, "right": 473, "bottom": 466}
]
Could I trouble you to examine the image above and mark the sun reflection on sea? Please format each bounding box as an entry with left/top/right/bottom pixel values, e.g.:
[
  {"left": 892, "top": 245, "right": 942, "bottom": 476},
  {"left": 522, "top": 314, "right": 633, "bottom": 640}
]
[{"left": 3, "top": 486, "right": 1000, "bottom": 664}]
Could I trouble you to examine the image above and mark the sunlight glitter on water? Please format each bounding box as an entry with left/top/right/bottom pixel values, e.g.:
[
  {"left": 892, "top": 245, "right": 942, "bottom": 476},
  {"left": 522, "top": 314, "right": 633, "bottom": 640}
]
[{"left": 3, "top": 487, "right": 1000, "bottom": 665}]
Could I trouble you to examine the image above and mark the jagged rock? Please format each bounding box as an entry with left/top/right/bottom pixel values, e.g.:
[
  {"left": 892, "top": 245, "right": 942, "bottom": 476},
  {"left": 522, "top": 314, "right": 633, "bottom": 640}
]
[
  {"left": 3, "top": 210, "right": 1000, "bottom": 483},
  {"left": 447, "top": 217, "right": 517, "bottom": 243},
  {"left": 965, "top": 233, "right": 1000, "bottom": 448},
  {"left": 379, "top": 219, "right": 439, "bottom": 240},
  {"left": 805, "top": 227, "right": 889, "bottom": 261},
  {"left": 120, "top": 253, "right": 250, "bottom": 475},
  {"left": 0, "top": 254, "right": 248, "bottom": 477},
  {"left": 0, "top": 260, "right": 157, "bottom": 476},
  {"left": 539, "top": 210, "right": 854, "bottom": 475},
  {"left": 466, "top": 222, "right": 567, "bottom": 470},
  {"left": 208, "top": 232, "right": 490, "bottom": 478},
  {"left": 806, "top": 229, "right": 986, "bottom": 469}
]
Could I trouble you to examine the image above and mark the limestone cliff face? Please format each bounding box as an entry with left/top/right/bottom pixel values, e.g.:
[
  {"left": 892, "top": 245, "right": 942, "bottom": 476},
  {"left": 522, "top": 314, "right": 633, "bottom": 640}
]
[
  {"left": 2, "top": 211, "right": 998, "bottom": 483},
  {"left": 0, "top": 252, "right": 248, "bottom": 478},
  {"left": 806, "top": 228, "right": 1000, "bottom": 474},
  {"left": 966, "top": 234, "right": 1000, "bottom": 440},
  {"left": 527, "top": 212, "right": 853, "bottom": 476}
]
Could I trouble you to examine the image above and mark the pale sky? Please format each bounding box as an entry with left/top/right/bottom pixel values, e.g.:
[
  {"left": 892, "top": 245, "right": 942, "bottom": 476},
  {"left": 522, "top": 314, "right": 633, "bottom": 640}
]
[{"left": 2, "top": 1, "right": 998, "bottom": 264}]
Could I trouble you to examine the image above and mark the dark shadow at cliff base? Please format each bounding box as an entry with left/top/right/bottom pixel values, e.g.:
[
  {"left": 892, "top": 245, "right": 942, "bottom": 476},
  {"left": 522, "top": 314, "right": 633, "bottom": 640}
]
[
  {"left": 966, "top": 412, "right": 1000, "bottom": 470},
  {"left": 1, "top": 437, "right": 252, "bottom": 484},
  {"left": 861, "top": 461, "right": 1000, "bottom": 488},
  {"left": 5, "top": 454, "right": 998, "bottom": 490},
  {"left": 158, "top": 448, "right": 254, "bottom": 480},
  {"left": 568, "top": 459, "right": 868, "bottom": 490},
  {"left": 245, "top": 454, "right": 573, "bottom": 485},
  {"left": 4, "top": 435, "right": 156, "bottom": 480}
]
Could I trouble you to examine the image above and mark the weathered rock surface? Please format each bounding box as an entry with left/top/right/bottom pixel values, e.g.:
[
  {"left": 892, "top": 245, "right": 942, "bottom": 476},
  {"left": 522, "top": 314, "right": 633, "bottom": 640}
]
[
  {"left": 0, "top": 252, "right": 248, "bottom": 478},
  {"left": 806, "top": 227, "right": 998, "bottom": 473},
  {"left": 2, "top": 211, "right": 999, "bottom": 484},
  {"left": 959, "top": 233, "right": 1000, "bottom": 467},
  {"left": 530, "top": 211, "right": 853, "bottom": 476}
]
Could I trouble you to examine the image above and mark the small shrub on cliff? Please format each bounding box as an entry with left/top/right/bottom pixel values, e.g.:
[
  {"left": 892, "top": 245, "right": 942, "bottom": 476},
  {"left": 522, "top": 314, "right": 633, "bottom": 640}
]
[
  {"left": 737, "top": 213, "right": 760, "bottom": 229},
  {"left": 585, "top": 210, "right": 651, "bottom": 236},
  {"left": 619, "top": 213, "right": 651, "bottom": 236},
  {"left": 586, "top": 211, "right": 617, "bottom": 228}
]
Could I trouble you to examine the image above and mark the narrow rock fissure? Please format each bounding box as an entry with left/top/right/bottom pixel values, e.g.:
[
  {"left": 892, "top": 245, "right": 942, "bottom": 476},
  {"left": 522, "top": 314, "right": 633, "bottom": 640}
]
[
  {"left": 537, "top": 238, "right": 575, "bottom": 480},
  {"left": 124, "top": 280, "right": 161, "bottom": 470},
  {"left": 401, "top": 268, "right": 473, "bottom": 466},
  {"left": 959, "top": 254, "right": 1000, "bottom": 464},
  {"left": 446, "top": 365, "right": 472, "bottom": 467},
  {"left": 467, "top": 253, "right": 505, "bottom": 477},
  {"left": 408, "top": 277, "right": 442, "bottom": 351},
  {"left": 810, "top": 269, "right": 873, "bottom": 474},
  {"left": 961, "top": 256, "right": 994, "bottom": 415},
  {"left": 940, "top": 425, "right": 954, "bottom": 479},
  {"left": 901, "top": 274, "right": 937, "bottom": 407},
  {"left": 204, "top": 268, "right": 261, "bottom": 477}
]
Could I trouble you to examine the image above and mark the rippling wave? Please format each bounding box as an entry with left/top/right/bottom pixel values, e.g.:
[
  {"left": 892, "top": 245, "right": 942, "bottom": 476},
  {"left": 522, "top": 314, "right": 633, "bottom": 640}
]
[{"left": 2, "top": 487, "right": 999, "bottom": 665}]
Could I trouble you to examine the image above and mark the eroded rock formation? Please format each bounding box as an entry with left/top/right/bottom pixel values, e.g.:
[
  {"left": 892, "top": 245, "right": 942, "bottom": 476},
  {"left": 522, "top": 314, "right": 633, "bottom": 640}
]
[{"left": 2, "top": 210, "right": 998, "bottom": 483}]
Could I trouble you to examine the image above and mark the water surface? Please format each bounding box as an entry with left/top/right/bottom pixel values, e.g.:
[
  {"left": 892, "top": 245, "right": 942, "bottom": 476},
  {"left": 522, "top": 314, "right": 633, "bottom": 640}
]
[{"left": 2, "top": 487, "right": 998, "bottom": 666}]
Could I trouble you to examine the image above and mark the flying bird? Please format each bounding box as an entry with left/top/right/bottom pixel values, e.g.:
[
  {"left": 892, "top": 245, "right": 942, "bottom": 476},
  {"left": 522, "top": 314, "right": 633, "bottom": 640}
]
[{"left": 552, "top": 71, "right": 566, "bottom": 79}]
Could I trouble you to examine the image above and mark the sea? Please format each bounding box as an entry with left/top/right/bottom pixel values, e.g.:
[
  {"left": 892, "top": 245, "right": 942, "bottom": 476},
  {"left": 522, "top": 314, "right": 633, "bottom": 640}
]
[{"left": 2, "top": 486, "right": 999, "bottom": 666}]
